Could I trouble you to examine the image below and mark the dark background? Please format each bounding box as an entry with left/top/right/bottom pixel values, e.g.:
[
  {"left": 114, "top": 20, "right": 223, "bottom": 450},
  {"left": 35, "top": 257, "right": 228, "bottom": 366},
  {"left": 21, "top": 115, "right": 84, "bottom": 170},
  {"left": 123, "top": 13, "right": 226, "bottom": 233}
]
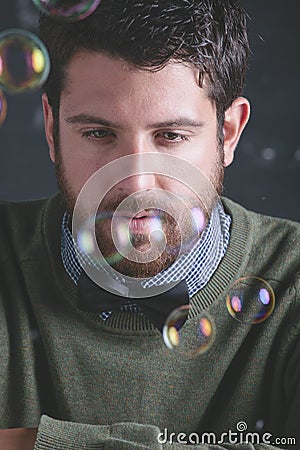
[{"left": 0, "top": 0, "right": 299, "bottom": 221}]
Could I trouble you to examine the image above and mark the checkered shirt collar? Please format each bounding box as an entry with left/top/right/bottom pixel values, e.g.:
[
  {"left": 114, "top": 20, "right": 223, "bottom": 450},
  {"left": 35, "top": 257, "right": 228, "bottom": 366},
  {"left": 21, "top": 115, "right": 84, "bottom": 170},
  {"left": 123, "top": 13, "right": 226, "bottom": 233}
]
[{"left": 61, "top": 202, "right": 231, "bottom": 299}]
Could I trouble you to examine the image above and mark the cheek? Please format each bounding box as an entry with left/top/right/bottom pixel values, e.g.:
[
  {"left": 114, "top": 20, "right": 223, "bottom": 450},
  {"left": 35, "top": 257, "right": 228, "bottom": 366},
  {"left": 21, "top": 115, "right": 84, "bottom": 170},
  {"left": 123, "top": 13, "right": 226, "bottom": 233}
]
[
  {"left": 184, "top": 134, "right": 220, "bottom": 174},
  {"left": 58, "top": 138, "right": 100, "bottom": 198}
]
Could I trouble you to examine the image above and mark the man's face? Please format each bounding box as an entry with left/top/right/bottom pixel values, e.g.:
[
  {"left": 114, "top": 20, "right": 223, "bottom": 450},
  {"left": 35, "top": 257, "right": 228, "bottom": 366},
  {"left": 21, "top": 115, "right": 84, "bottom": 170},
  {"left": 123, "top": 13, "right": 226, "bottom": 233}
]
[{"left": 43, "top": 51, "right": 248, "bottom": 278}]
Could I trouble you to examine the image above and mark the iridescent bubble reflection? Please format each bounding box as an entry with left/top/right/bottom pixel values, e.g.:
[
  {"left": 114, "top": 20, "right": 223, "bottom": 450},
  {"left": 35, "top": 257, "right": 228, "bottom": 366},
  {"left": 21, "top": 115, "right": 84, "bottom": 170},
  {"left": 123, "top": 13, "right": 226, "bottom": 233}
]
[
  {"left": 163, "top": 305, "right": 215, "bottom": 358},
  {"left": 226, "top": 276, "right": 275, "bottom": 324},
  {"left": 0, "top": 29, "right": 50, "bottom": 94},
  {"left": 32, "top": 0, "right": 101, "bottom": 22},
  {"left": 77, "top": 210, "right": 125, "bottom": 265}
]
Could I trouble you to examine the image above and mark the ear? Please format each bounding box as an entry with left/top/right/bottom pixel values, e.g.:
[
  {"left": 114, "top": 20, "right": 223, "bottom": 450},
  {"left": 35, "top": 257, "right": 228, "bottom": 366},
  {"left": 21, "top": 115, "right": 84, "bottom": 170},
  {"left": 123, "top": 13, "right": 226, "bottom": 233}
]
[
  {"left": 223, "top": 97, "right": 250, "bottom": 167},
  {"left": 42, "top": 92, "right": 56, "bottom": 163}
]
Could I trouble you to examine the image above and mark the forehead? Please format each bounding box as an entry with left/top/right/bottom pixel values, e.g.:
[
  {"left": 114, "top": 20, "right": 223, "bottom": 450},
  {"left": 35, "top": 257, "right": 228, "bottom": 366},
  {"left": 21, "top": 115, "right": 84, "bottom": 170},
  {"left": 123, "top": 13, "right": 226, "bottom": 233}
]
[
  {"left": 64, "top": 49, "right": 200, "bottom": 81},
  {"left": 61, "top": 50, "right": 214, "bottom": 121}
]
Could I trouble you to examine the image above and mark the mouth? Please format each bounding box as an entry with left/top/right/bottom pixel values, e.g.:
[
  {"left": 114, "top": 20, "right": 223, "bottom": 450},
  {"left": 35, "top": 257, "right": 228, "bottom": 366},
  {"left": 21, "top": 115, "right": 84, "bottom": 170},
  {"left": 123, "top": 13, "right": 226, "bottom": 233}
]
[
  {"left": 113, "top": 209, "right": 162, "bottom": 234},
  {"left": 129, "top": 216, "right": 160, "bottom": 234},
  {"left": 132, "top": 209, "right": 160, "bottom": 219}
]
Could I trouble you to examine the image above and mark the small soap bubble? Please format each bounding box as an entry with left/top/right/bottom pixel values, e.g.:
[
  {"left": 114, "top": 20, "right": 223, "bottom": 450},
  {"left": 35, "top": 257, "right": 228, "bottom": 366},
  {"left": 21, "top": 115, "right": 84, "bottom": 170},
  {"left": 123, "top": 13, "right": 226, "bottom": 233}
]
[
  {"left": 0, "top": 90, "right": 7, "bottom": 126},
  {"left": 0, "top": 29, "right": 50, "bottom": 94},
  {"left": 294, "top": 149, "right": 300, "bottom": 162},
  {"left": 226, "top": 276, "right": 275, "bottom": 324},
  {"left": 32, "top": 0, "right": 101, "bottom": 22},
  {"left": 255, "top": 419, "right": 264, "bottom": 431},
  {"left": 261, "top": 147, "right": 276, "bottom": 161},
  {"left": 150, "top": 228, "right": 165, "bottom": 242},
  {"left": 163, "top": 306, "right": 215, "bottom": 358}
]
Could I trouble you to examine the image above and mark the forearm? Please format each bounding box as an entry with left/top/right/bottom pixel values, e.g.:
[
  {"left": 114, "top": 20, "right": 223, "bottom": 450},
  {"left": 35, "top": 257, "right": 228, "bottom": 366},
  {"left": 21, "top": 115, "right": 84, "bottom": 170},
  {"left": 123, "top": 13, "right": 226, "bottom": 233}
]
[{"left": 33, "top": 416, "right": 283, "bottom": 450}]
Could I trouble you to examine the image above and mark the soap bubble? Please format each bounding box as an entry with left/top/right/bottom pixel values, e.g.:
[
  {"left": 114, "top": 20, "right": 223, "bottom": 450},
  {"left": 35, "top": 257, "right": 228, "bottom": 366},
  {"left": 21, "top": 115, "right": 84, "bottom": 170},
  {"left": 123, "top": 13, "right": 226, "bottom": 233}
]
[
  {"left": 32, "top": 0, "right": 101, "bottom": 22},
  {"left": 226, "top": 276, "right": 275, "bottom": 324},
  {"left": 255, "top": 419, "right": 264, "bottom": 431},
  {"left": 0, "top": 29, "right": 50, "bottom": 94},
  {"left": 163, "top": 306, "right": 215, "bottom": 358},
  {"left": 72, "top": 153, "right": 221, "bottom": 298},
  {"left": 0, "top": 90, "right": 7, "bottom": 126}
]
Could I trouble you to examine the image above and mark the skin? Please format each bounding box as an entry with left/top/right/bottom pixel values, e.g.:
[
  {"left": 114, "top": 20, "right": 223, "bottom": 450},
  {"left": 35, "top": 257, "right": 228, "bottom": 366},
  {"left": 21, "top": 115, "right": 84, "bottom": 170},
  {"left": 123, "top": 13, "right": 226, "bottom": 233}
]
[
  {"left": 42, "top": 50, "right": 250, "bottom": 277},
  {"left": 0, "top": 428, "right": 37, "bottom": 450}
]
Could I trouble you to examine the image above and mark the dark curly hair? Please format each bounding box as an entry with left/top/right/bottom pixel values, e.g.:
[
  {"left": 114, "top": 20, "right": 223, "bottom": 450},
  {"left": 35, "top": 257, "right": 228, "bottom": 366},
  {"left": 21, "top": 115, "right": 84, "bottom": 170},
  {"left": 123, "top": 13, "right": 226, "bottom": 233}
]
[{"left": 39, "top": 0, "right": 250, "bottom": 139}]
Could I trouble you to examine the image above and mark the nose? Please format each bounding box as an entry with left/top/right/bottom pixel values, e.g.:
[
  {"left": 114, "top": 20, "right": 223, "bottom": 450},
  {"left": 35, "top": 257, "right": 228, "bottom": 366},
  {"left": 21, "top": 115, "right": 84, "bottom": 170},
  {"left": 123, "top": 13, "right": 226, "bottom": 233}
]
[
  {"left": 125, "top": 173, "right": 157, "bottom": 192},
  {"left": 119, "top": 143, "right": 160, "bottom": 193}
]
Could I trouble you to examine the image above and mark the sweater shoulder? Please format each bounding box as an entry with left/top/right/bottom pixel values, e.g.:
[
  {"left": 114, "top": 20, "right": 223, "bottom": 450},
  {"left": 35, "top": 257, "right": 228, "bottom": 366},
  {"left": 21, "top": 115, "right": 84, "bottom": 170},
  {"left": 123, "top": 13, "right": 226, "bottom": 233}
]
[
  {"left": 0, "top": 194, "right": 63, "bottom": 263},
  {"left": 222, "top": 197, "right": 300, "bottom": 281},
  {"left": 223, "top": 197, "right": 300, "bottom": 241}
]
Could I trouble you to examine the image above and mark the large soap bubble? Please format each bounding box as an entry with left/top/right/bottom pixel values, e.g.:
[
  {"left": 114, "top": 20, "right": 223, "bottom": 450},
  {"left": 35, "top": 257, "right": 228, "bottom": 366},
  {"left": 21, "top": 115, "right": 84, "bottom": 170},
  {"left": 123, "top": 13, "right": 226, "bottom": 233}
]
[
  {"left": 0, "top": 29, "right": 50, "bottom": 94},
  {"left": 72, "top": 153, "right": 221, "bottom": 298},
  {"left": 32, "top": 0, "right": 101, "bottom": 22}
]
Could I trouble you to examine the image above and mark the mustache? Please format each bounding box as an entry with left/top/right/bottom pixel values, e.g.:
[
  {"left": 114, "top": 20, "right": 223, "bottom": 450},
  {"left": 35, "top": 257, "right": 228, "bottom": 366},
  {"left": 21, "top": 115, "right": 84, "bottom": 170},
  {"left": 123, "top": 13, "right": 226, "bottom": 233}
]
[{"left": 97, "top": 190, "right": 202, "bottom": 218}]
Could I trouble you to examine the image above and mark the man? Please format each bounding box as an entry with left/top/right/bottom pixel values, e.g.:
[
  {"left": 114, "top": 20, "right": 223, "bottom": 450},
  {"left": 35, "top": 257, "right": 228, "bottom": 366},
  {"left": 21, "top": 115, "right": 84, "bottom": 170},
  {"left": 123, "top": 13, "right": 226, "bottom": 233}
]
[{"left": 0, "top": 0, "right": 299, "bottom": 449}]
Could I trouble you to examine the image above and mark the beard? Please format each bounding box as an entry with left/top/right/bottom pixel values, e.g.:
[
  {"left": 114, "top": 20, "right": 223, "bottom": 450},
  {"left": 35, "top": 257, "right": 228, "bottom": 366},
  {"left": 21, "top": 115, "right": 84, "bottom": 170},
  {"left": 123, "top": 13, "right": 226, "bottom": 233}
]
[{"left": 55, "top": 147, "right": 224, "bottom": 279}]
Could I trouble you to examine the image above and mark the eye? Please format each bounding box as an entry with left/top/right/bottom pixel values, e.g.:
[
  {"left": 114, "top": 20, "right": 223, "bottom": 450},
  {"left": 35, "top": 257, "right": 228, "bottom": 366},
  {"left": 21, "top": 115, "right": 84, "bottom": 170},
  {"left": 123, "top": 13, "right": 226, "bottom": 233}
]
[
  {"left": 159, "top": 131, "right": 188, "bottom": 142},
  {"left": 82, "top": 129, "right": 115, "bottom": 139}
]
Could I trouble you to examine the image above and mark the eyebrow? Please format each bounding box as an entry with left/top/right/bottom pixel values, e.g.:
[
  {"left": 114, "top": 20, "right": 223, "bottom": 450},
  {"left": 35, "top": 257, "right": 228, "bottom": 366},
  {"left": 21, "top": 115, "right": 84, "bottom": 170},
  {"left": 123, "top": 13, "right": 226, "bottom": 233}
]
[
  {"left": 65, "top": 114, "right": 205, "bottom": 129},
  {"left": 147, "top": 119, "right": 205, "bottom": 129},
  {"left": 65, "top": 114, "right": 120, "bottom": 127}
]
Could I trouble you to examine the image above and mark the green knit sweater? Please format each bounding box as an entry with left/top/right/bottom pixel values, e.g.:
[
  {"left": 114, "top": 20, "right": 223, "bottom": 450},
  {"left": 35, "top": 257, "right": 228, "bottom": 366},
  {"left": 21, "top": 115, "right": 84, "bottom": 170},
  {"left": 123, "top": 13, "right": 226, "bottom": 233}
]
[{"left": 0, "top": 194, "right": 299, "bottom": 450}]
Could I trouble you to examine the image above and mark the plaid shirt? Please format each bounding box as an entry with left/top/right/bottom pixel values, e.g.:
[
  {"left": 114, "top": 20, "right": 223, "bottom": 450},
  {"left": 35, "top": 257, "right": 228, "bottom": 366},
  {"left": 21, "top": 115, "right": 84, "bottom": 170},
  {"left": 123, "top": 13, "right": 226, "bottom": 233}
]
[{"left": 61, "top": 203, "right": 231, "bottom": 319}]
